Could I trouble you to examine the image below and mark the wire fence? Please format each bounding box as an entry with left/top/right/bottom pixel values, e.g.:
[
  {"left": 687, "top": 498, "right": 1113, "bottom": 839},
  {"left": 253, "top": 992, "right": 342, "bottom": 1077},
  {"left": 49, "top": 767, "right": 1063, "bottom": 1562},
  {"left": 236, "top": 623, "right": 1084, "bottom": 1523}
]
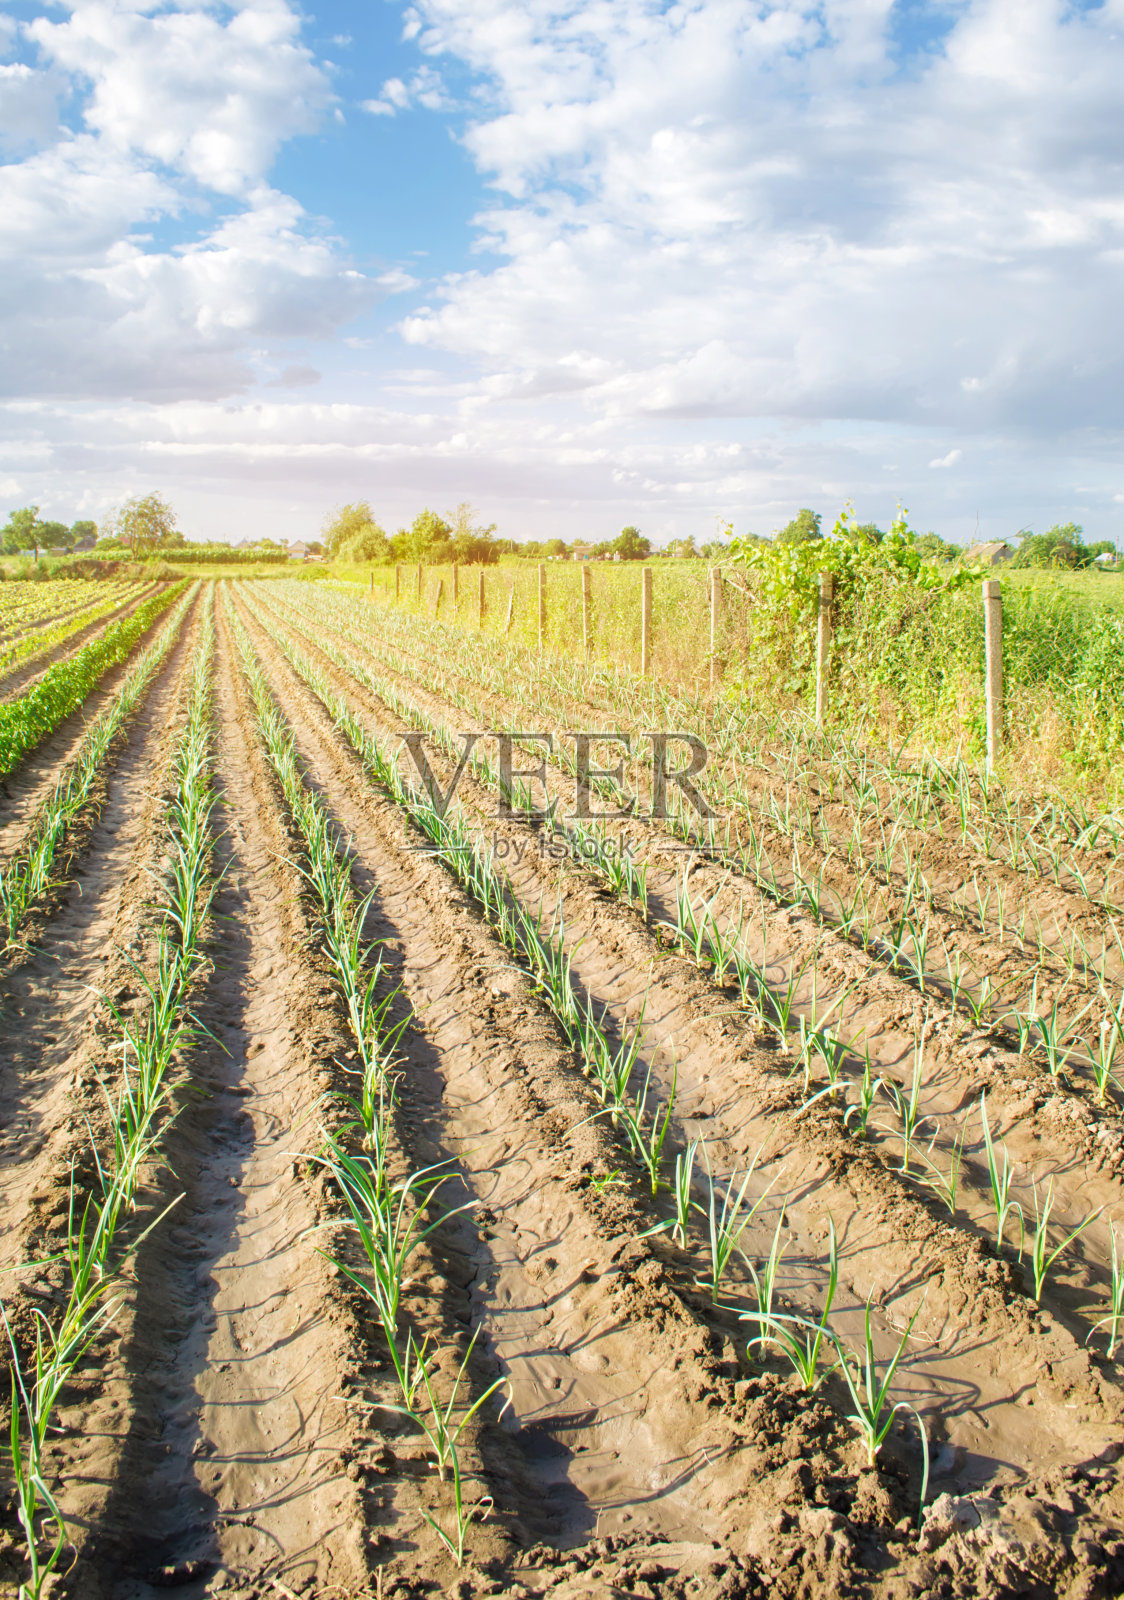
[{"left": 362, "top": 558, "right": 1124, "bottom": 782}]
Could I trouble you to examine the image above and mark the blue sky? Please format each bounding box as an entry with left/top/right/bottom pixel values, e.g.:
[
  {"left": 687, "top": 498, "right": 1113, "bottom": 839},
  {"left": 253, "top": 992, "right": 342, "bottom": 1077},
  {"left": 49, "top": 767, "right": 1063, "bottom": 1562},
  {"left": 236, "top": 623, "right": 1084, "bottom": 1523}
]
[{"left": 1, "top": 0, "right": 1123, "bottom": 548}]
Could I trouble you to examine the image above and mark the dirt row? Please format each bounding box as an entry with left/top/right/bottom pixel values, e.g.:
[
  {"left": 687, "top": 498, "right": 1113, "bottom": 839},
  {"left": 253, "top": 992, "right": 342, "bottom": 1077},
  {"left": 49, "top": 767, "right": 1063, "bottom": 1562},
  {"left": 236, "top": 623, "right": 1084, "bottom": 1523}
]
[
  {"left": 1, "top": 578, "right": 1122, "bottom": 1598},
  {"left": 257, "top": 586, "right": 1124, "bottom": 1276},
  {"left": 219, "top": 584, "right": 1124, "bottom": 1593}
]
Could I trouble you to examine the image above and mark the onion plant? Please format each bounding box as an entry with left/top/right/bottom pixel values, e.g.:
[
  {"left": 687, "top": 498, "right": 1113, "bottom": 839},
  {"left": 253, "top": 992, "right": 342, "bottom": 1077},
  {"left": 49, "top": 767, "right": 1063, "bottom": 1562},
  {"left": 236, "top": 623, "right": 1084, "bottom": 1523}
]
[
  {"left": 0, "top": 588, "right": 196, "bottom": 949},
  {"left": 980, "top": 1094, "right": 1023, "bottom": 1257},
  {"left": 832, "top": 1296, "right": 929, "bottom": 1517},
  {"left": 742, "top": 1217, "right": 840, "bottom": 1391},
  {"left": 1089, "top": 1228, "right": 1124, "bottom": 1360},
  {"left": 696, "top": 1144, "right": 773, "bottom": 1303},
  {"left": 3, "top": 595, "right": 215, "bottom": 1596},
  {"left": 1027, "top": 1181, "right": 1101, "bottom": 1303}
]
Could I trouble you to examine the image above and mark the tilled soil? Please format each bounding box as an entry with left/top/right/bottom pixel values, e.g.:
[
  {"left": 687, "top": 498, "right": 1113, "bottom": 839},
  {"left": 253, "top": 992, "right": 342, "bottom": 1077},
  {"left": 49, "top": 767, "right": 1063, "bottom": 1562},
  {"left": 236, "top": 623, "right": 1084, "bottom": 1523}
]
[{"left": 1, "top": 582, "right": 1123, "bottom": 1600}]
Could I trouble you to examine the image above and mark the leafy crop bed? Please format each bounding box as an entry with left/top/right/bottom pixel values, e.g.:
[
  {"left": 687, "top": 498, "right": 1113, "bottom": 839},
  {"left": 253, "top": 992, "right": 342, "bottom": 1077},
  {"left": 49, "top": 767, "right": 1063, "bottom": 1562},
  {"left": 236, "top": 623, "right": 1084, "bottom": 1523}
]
[{"left": 1, "top": 577, "right": 1123, "bottom": 1600}]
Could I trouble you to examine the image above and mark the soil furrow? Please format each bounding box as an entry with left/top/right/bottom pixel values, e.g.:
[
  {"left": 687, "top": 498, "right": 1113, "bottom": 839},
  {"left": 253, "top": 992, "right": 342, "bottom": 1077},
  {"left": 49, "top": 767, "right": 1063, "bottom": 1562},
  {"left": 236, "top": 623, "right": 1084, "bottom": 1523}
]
[
  {"left": 0, "top": 597, "right": 201, "bottom": 1277},
  {"left": 231, "top": 589, "right": 1124, "bottom": 1515},
  {"left": 64, "top": 596, "right": 378, "bottom": 1599}
]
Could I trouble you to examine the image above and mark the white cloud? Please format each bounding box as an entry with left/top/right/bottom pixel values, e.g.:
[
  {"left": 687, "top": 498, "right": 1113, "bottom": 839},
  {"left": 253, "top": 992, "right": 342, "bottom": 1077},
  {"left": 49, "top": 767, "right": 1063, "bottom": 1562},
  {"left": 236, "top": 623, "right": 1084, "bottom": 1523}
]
[
  {"left": 397, "top": 0, "right": 1124, "bottom": 438},
  {"left": 361, "top": 66, "right": 451, "bottom": 117},
  {"left": 0, "top": 59, "right": 60, "bottom": 150},
  {"left": 27, "top": 0, "right": 330, "bottom": 196},
  {"left": 0, "top": 3, "right": 399, "bottom": 403},
  {"left": 930, "top": 449, "right": 963, "bottom": 468}
]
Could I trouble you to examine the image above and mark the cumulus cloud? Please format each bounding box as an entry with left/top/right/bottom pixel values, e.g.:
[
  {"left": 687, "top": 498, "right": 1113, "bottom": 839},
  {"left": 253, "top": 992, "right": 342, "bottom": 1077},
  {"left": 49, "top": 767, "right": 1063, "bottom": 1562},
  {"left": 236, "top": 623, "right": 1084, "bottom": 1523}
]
[
  {"left": 0, "top": 2, "right": 399, "bottom": 403},
  {"left": 27, "top": 0, "right": 331, "bottom": 195},
  {"left": 0, "top": 59, "right": 61, "bottom": 150},
  {"left": 930, "top": 449, "right": 963, "bottom": 468},
  {"left": 362, "top": 65, "right": 451, "bottom": 116},
  {"left": 399, "top": 0, "right": 1124, "bottom": 438}
]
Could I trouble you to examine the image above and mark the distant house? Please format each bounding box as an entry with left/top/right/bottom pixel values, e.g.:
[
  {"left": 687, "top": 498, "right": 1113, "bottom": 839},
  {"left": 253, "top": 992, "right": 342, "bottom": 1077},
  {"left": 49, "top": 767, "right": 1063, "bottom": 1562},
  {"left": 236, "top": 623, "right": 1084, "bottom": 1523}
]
[
  {"left": 288, "top": 541, "right": 311, "bottom": 561},
  {"left": 1094, "top": 551, "right": 1118, "bottom": 566},
  {"left": 571, "top": 543, "right": 596, "bottom": 561},
  {"left": 965, "top": 541, "right": 1013, "bottom": 566},
  {"left": 73, "top": 533, "right": 97, "bottom": 552},
  {"left": 669, "top": 540, "right": 696, "bottom": 559}
]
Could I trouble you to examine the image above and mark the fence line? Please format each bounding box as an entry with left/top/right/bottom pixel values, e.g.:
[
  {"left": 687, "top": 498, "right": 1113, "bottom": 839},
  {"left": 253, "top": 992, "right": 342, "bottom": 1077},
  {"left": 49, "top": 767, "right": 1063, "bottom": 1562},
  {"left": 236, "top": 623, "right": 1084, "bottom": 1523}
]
[{"left": 358, "top": 563, "right": 1012, "bottom": 741}]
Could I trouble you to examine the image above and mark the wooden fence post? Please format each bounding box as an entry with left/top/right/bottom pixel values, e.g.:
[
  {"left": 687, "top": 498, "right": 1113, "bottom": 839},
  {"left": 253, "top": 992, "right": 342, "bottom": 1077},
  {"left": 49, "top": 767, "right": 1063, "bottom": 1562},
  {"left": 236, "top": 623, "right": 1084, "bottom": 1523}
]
[
  {"left": 709, "top": 567, "right": 722, "bottom": 690},
  {"left": 478, "top": 568, "right": 485, "bottom": 626},
  {"left": 453, "top": 563, "right": 459, "bottom": 614},
  {"left": 538, "top": 563, "right": 546, "bottom": 651},
  {"left": 395, "top": 564, "right": 400, "bottom": 602},
  {"left": 369, "top": 571, "right": 373, "bottom": 597},
  {"left": 505, "top": 577, "right": 515, "bottom": 634},
  {"left": 641, "top": 565, "right": 652, "bottom": 676},
  {"left": 815, "top": 571, "right": 834, "bottom": 728},
  {"left": 434, "top": 577, "right": 444, "bottom": 616},
  {"left": 983, "top": 577, "right": 1003, "bottom": 774},
  {"left": 581, "top": 565, "right": 591, "bottom": 657}
]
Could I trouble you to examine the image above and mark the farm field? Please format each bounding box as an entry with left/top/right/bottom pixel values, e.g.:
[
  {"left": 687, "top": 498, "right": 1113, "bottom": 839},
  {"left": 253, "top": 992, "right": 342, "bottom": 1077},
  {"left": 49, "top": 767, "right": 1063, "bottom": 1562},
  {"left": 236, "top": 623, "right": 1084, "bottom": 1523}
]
[{"left": 2, "top": 576, "right": 1124, "bottom": 1599}]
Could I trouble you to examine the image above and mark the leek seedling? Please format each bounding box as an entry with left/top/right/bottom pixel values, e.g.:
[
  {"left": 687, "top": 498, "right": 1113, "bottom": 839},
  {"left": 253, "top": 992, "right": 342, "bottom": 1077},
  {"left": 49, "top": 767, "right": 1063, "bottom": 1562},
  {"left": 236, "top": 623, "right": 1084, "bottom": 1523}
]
[
  {"left": 833, "top": 1297, "right": 930, "bottom": 1518},
  {"left": 1089, "top": 1228, "right": 1124, "bottom": 1359},
  {"left": 642, "top": 1139, "right": 698, "bottom": 1247},
  {"left": 980, "top": 1095, "right": 1023, "bottom": 1257},
  {"left": 1027, "top": 1181, "right": 1101, "bottom": 1302},
  {"left": 919, "top": 1123, "right": 966, "bottom": 1216},
  {"left": 844, "top": 1049, "right": 882, "bottom": 1140},
  {"left": 745, "top": 1206, "right": 788, "bottom": 1351},
  {"left": 743, "top": 1218, "right": 840, "bottom": 1392},
  {"left": 880, "top": 1025, "right": 932, "bottom": 1174},
  {"left": 697, "top": 1145, "right": 773, "bottom": 1303},
  {"left": 1089, "top": 1007, "right": 1122, "bottom": 1104}
]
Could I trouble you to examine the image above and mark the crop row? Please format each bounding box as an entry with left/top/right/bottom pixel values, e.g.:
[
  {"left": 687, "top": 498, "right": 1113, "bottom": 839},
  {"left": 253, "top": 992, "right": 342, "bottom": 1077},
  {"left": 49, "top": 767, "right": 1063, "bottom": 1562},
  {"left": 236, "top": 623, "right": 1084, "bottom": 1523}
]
[
  {"left": 240, "top": 586, "right": 1124, "bottom": 1363},
  {"left": 236, "top": 587, "right": 1095, "bottom": 1522},
  {"left": 262, "top": 585, "right": 1123, "bottom": 1130},
  {"left": 228, "top": 598, "right": 511, "bottom": 1563},
  {"left": 0, "top": 586, "right": 196, "bottom": 950},
  {"left": 0, "top": 581, "right": 188, "bottom": 778},
  {"left": 0, "top": 581, "right": 144, "bottom": 681},
  {"left": 333, "top": 578, "right": 1124, "bottom": 904},
  {"left": 1, "top": 593, "right": 216, "bottom": 1596}
]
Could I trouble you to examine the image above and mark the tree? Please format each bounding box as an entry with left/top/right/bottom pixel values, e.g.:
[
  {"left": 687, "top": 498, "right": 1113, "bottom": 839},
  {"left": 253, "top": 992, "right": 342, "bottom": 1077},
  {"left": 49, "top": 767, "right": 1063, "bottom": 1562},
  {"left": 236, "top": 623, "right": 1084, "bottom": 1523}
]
[
  {"left": 613, "top": 525, "right": 650, "bottom": 560},
  {"left": 38, "top": 520, "right": 71, "bottom": 550},
  {"left": 2, "top": 505, "right": 43, "bottom": 559},
  {"left": 70, "top": 519, "right": 98, "bottom": 542},
  {"left": 344, "top": 524, "right": 391, "bottom": 563},
  {"left": 392, "top": 508, "right": 453, "bottom": 563},
  {"left": 776, "top": 509, "right": 822, "bottom": 545},
  {"left": 323, "top": 501, "right": 380, "bottom": 558},
  {"left": 913, "top": 531, "right": 960, "bottom": 562},
  {"left": 1012, "top": 522, "right": 1088, "bottom": 569},
  {"left": 447, "top": 502, "right": 500, "bottom": 564},
  {"left": 108, "top": 493, "right": 179, "bottom": 557}
]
